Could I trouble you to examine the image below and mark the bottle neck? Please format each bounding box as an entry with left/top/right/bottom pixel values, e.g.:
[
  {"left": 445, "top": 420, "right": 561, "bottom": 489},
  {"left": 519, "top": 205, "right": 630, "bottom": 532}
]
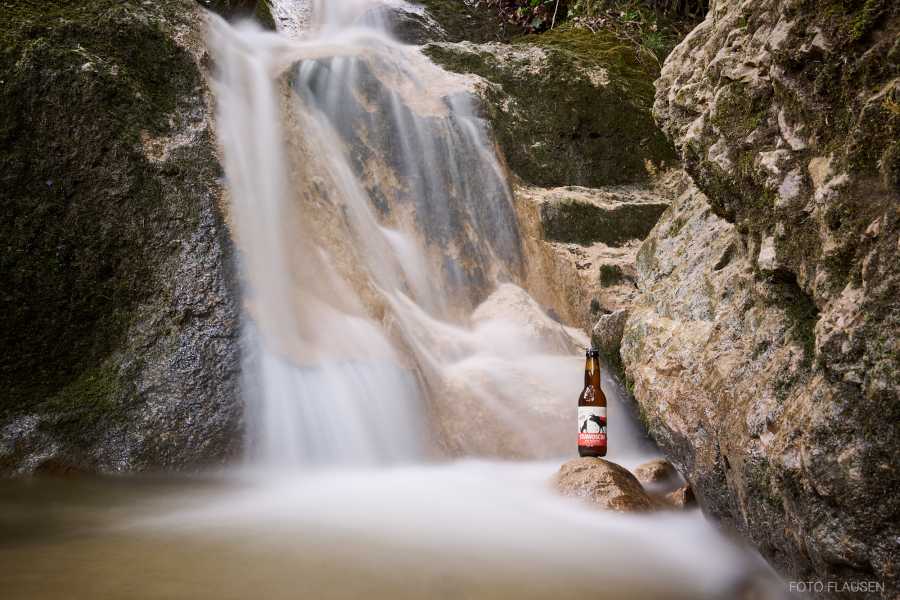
[{"left": 584, "top": 356, "right": 601, "bottom": 387}]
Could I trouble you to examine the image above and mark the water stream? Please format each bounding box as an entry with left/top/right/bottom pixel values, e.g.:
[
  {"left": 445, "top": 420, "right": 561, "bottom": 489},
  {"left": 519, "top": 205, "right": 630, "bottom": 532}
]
[{"left": 0, "top": 2, "right": 786, "bottom": 598}]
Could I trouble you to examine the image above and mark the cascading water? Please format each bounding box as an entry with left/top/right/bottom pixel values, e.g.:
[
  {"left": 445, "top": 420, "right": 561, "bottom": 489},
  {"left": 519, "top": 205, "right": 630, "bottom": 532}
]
[{"left": 209, "top": 0, "right": 652, "bottom": 466}]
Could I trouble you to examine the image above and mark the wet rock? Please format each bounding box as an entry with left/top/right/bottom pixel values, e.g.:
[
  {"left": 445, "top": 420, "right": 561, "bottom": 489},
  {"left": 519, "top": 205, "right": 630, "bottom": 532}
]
[
  {"left": 591, "top": 308, "right": 629, "bottom": 377},
  {"left": 198, "top": 0, "right": 275, "bottom": 29},
  {"left": 664, "top": 486, "right": 696, "bottom": 510},
  {"left": 416, "top": 0, "right": 516, "bottom": 43},
  {"left": 555, "top": 457, "right": 656, "bottom": 512},
  {"left": 633, "top": 458, "right": 677, "bottom": 485},
  {"left": 0, "top": 1, "right": 241, "bottom": 474},
  {"left": 514, "top": 185, "right": 648, "bottom": 332}
]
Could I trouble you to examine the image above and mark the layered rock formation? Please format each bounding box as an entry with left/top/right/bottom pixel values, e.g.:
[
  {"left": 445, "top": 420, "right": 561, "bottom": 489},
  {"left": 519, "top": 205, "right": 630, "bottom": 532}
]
[
  {"left": 622, "top": 0, "right": 899, "bottom": 593},
  {"left": 0, "top": 1, "right": 241, "bottom": 473}
]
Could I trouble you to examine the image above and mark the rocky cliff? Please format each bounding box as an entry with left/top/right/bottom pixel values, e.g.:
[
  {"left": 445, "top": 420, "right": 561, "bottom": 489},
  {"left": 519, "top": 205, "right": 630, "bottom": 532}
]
[
  {"left": 0, "top": 0, "right": 242, "bottom": 474},
  {"left": 622, "top": 0, "right": 899, "bottom": 594}
]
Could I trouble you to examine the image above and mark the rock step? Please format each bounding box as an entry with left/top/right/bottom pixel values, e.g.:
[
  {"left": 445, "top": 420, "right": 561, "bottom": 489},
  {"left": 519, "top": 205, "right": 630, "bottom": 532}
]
[{"left": 536, "top": 185, "right": 669, "bottom": 247}]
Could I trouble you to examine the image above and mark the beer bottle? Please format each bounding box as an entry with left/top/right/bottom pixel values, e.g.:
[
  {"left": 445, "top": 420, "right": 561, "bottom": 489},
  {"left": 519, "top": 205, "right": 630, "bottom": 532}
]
[{"left": 578, "top": 348, "right": 607, "bottom": 457}]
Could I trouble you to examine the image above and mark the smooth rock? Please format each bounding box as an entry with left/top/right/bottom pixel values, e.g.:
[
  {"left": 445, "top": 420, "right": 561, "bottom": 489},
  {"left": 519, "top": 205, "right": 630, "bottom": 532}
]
[
  {"left": 425, "top": 32, "right": 676, "bottom": 188},
  {"left": 537, "top": 186, "right": 670, "bottom": 247},
  {"left": 555, "top": 457, "right": 656, "bottom": 512},
  {"left": 633, "top": 458, "right": 678, "bottom": 485}
]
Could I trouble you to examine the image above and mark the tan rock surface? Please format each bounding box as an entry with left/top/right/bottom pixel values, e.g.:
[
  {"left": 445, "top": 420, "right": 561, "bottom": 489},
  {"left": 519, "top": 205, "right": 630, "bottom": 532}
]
[{"left": 555, "top": 457, "right": 657, "bottom": 512}]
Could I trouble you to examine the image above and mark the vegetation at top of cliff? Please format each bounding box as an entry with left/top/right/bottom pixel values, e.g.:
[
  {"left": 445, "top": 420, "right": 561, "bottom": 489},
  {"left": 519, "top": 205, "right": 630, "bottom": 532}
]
[
  {"left": 0, "top": 0, "right": 211, "bottom": 419},
  {"left": 486, "top": 0, "right": 707, "bottom": 62}
]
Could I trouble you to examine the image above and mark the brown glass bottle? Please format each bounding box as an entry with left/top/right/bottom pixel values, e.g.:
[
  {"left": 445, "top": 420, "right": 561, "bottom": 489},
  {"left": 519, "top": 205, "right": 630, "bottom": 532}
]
[{"left": 578, "top": 349, "right": 607, "bottom": 457}]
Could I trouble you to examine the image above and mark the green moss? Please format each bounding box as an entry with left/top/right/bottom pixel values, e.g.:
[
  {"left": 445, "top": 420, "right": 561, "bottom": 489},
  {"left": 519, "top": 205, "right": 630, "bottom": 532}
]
[
  {"left": 540, "top": 197, "right": 669, "bottom": 245},
  {"left": 710, "top": 82, "right": 769, "bottom": 139},
  {"left": 599, "top": 264, "right": 625, "bottom": 287},
  {"left": 425, "top": 25, "right": 676, "bottom": 187},
  {"left": 849, "top": 0, "right": 889, "bottom": 41},
  {"left": 40, "top": 364, "right": 122, "bottom": 419}
]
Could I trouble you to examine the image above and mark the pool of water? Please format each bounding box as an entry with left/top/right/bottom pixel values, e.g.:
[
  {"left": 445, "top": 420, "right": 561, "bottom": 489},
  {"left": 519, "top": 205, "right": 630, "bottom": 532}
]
[{"left": 0, "top": 460, "right": 785, "bottom": 600}]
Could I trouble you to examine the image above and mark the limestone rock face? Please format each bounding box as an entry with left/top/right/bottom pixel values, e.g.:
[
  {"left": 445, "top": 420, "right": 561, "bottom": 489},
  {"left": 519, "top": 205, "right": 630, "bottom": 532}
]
[
  {"left": 555, "top": 457, "right": 657, "bottom": 512},
  {"left": 624, "top": 174, "right": 899, "bottom": 593},
  {"left": 0, "top": 1, "right": 241, "bottom": 474},
  {"left": 624, "top": 1, "right": 900, "bottom": 590},
  {"left": 515, "top": 185, "right": 658, "bottom": 333}
]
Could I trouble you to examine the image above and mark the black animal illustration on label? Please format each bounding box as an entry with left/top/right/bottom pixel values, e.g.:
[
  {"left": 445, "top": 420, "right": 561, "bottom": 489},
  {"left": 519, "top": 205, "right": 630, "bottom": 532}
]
[{"left": 580, "top": 414, "right": 605, "bottom": 434}]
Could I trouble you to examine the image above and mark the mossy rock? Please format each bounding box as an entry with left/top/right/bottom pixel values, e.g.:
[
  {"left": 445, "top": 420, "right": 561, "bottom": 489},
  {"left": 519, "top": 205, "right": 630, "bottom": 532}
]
[
  {"left": 425, "top": 26, "right": 676, "bottom": 187},
  {"left": 0, "top": 0, "right": 241, "bottom": 473},
  {"left": 539, "top": 193, "right": 669, "bottom": 246}
]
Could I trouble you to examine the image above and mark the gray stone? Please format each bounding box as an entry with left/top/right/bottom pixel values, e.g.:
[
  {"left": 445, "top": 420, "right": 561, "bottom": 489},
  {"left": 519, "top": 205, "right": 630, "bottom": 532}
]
[{"left": 0, "top": 1, "right": 242, "bottom": 474}]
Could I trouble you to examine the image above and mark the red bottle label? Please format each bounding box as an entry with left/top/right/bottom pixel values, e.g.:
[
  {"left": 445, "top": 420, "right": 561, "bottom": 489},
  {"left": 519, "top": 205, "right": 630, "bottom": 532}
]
[{"left": 578, "top": 407, "right": 607, "bottom": 447}]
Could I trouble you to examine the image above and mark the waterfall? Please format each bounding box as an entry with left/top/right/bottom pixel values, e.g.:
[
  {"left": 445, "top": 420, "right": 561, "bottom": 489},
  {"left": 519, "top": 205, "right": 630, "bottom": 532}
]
[
  {"left": 0, "top": 5, "right": 787, "bottom": 598},
  {"left": 207, "top": 0, "right": 652, "bottom": 468}
]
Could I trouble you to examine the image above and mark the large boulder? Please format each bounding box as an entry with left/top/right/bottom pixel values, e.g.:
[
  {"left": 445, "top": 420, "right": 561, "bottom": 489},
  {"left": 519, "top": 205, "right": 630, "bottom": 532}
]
[
  {"left": 622, "top": 1, "right": 900, "bottom": 586},
  {"left": 554, "top": 457, "right": 657, "bottom": 512},
  {"left": 624, "top": 176, "right": 899, "bottom": 595},
  {"left": 0, "top": 1, "right": 241, "bottom": 474},
  {"left": 623, "top": 0, "right": 899, "bottom": 587}
]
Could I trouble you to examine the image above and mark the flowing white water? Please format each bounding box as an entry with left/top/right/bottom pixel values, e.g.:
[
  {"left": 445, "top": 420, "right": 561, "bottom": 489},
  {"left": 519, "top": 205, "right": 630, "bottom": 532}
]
[{"left": 209, "top": 1, "right": 643, "bottom": 466}]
